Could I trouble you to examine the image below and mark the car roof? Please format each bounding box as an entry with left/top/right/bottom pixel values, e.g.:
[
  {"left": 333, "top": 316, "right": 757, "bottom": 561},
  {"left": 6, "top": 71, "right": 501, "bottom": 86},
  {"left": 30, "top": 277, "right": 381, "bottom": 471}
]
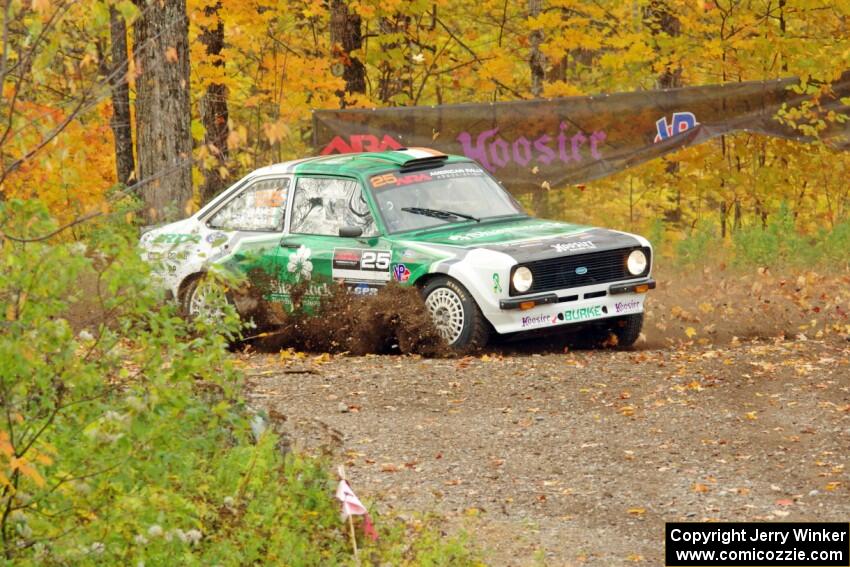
[{"left": 251, "top": 148, "right": 472, "bottom": 178}]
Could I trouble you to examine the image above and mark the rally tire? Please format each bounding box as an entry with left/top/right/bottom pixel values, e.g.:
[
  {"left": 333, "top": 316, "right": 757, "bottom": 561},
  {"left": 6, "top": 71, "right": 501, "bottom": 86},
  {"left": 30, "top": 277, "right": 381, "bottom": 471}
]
[
  {"left": 612, "top": 313, "right": 643, "bottom": 348},
  {"left": 180, "top": 274, "right": 235, "bottom": 324},
  {"left": 422, "top": 276, "right": 490, "bottom": 349}
]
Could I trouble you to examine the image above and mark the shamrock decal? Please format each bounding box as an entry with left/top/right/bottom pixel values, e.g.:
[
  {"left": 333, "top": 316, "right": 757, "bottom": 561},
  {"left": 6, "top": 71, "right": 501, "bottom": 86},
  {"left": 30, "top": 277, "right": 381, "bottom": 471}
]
[{"left": 287, "top": 245, "right": 313, "bottom": 281}]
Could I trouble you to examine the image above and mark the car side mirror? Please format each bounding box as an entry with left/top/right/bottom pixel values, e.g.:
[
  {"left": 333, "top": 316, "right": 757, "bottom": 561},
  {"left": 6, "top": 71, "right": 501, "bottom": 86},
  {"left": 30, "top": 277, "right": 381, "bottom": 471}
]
[{"left": 339, "top": 226, "right": 363, "bottom": 238}]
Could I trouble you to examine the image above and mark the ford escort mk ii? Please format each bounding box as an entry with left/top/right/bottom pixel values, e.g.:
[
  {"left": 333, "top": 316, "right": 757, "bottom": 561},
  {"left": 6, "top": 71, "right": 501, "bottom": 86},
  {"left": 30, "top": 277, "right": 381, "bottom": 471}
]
[{"left": 140, "top": 149, "right": 655, "bottom": 348}]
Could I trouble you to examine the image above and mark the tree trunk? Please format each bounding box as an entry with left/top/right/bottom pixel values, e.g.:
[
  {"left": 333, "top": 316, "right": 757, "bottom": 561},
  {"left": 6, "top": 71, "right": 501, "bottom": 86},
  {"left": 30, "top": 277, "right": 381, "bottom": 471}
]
[
  {"left": 107, "top": 7, "right": 135, "bottom": 186},
  {"left": 375, "top": 15, "right": 411, "bottom": 103},
  {"left": 529, "top": 0, "right": 545, "bottom": 97},
  {"left": 647, "top": 0, "right": 682, "bottom": 222},
  {"left": 199, "top": 0, "right": 229, "bottom": 204},
  {"left": 532, "top": 187, "right": 549, "bottom": 218},
  {"left": 329, "top": 0, "right": 366, "bottom": 105},
  {"left": 646, "top": 0, "right": 682, "bottom": 89},
  {"left": 133, "top": 0, "right": 193, "bottom": 223}
]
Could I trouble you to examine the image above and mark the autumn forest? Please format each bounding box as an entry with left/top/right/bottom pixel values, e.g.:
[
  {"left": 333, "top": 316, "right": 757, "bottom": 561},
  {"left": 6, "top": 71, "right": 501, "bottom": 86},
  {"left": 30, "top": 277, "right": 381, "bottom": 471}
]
[{"left": 3, "top": 0, "right": 850, "bottom": 249}]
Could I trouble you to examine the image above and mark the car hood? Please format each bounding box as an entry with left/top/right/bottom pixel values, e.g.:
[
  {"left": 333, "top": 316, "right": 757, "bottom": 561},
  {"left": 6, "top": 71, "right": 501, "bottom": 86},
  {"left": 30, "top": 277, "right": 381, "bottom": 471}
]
[{"left": 403, "top": 217, "right": 645, "bottom": 263}]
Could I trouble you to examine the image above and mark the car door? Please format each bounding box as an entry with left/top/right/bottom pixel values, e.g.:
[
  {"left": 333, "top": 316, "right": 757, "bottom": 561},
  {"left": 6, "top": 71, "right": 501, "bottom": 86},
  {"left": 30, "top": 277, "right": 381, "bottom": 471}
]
[
  {"left": 279, "top": 175, "right": 388, "bottom": 308},
  {"left": 202, "top": 175, "right": 291, "bottom": 291}
]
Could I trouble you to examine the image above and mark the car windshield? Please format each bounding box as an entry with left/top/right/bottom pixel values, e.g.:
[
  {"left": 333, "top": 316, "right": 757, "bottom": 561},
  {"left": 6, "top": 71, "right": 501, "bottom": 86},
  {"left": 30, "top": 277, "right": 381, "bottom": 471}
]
[{"left": 368, "top": 163, "right": 526, "bottom": 233}]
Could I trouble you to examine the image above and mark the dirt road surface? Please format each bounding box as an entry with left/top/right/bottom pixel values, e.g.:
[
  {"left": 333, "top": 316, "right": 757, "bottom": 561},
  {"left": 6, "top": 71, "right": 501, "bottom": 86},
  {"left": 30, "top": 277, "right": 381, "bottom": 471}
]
[{"left": 243, "top": 336, "right": 850, "bottom": 565}]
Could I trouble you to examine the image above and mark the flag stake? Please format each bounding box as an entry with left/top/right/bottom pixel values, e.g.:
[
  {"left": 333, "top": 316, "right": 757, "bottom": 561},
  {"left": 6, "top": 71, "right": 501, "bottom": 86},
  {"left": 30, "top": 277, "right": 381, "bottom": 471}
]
[
  {"left": 338, "top": 465, "right": 360, "bottom": 564},
  {"left": 348, "top": 512, "right": 360, "bottom": 564}
]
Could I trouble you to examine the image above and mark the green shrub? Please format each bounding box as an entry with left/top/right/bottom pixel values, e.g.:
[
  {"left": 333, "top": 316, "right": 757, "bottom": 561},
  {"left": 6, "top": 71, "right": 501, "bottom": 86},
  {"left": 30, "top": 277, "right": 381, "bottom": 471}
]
[
  {"left": 731, "top": 222, "right": 781, "bottom": 266},
  {"left": 0, "top": 199, "right": 480, "bottom": 566},
  {"left": 647, "top": 218, "right": 668, "bottom": 258},
  {"left": 816, "top": 220, "right": 850, "bottom": 270},
  {"left": 675, "top": 221, "right": 718, "bottom": 267},
  {"left": 731, "top": 203, "right": 814, "bottom": 268}
]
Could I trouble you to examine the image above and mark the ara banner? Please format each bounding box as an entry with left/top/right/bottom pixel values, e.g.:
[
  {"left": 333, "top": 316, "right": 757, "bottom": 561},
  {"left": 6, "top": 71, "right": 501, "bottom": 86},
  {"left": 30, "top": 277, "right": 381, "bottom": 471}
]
[{"left": 312, "top": 73, "right": 850, "bottom": 192}]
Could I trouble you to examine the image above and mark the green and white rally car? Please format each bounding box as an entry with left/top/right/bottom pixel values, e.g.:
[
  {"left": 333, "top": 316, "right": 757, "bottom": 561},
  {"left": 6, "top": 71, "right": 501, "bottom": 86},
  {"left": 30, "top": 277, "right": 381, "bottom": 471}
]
[{"left": 140, "top": 148, "right": 655, "bottom": 348}]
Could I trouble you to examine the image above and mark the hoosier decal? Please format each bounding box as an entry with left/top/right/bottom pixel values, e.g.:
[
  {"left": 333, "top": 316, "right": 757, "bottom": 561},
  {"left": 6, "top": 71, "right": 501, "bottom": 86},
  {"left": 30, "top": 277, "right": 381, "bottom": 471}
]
[
  {"left": 332, "top": 248, "right": 392, "bottom": 282},
  {"left": 614, "top": 298, "right": 642, "bottom": 314},
  {"left": 550, "top": 241, "right": 596, "bottom": 253}
]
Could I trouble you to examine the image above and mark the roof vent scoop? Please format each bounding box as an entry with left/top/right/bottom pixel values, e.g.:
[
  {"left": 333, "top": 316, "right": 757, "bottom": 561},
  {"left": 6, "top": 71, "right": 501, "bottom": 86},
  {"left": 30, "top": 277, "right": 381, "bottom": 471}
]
[{"left": 399, "top": 148, "right": 449, "bottom": 171}]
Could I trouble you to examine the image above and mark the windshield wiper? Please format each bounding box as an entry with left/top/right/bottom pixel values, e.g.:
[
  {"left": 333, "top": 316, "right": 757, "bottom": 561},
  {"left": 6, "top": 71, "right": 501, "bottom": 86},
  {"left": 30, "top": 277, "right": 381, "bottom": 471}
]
[{"left": 400, "top": 207, "right": 480, "bottom": 223}]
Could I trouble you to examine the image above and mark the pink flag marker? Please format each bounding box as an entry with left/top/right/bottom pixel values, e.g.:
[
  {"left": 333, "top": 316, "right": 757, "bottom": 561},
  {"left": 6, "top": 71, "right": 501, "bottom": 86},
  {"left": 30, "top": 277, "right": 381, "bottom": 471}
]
[
  {"left": 335, "top": 479, "right": 379, "bottom": 542},
  {"left": 335, "top": 479, "right": 368, "bottom": 517}
]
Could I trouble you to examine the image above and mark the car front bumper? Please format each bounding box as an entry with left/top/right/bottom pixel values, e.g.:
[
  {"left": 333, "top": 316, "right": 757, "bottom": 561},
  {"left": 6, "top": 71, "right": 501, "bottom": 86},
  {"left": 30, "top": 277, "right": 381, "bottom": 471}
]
[
  {"left": 499, "top": 279, "right": 656, "bottom": 310},
  {"left": 485, "top": 279, "right": 654, "bottom": 335}
]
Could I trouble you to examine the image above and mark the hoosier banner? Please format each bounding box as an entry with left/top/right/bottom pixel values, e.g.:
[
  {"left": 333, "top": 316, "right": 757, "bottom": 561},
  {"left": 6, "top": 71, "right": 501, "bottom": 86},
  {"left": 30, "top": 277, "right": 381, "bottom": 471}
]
[{"left": 313, "top": 73, "right": 850, "bottom": 192}]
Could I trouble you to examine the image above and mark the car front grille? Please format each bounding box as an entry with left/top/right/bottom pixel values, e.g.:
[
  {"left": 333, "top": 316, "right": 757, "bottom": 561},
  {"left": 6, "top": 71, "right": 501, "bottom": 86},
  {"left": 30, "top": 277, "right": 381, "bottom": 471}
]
[{"left": 514, "top": 247, "right": 650, "bottom": 295}]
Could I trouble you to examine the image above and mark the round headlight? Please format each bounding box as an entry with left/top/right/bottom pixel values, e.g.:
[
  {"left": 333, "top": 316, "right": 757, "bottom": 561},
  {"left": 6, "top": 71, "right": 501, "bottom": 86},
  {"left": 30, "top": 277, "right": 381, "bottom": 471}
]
[
  {"left": 627, "top": 249, "right": 647, "bottom": 276},
  {"left": 512, "top": 266, "right": 533, "bottom": 293}
]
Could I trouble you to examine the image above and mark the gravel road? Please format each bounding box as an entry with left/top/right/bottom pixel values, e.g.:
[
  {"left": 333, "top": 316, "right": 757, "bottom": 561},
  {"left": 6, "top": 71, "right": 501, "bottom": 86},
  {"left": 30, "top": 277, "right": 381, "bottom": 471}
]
[{"left": 244, "top": 337, "right": 850, "bottom": 566}]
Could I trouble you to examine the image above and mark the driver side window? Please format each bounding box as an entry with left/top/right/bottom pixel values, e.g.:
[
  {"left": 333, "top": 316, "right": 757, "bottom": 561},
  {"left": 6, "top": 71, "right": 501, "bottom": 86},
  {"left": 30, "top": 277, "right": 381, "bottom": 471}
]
[
  {"left": 208, "top": 177, "right": 290, "bottom": 231},
  {"left": 290, "top": 176, "right": 378, "bottom": 237}
]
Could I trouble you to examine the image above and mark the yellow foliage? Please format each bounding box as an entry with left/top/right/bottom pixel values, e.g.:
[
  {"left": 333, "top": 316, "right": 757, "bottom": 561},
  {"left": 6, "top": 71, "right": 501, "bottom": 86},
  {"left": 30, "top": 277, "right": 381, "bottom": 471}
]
[{"left": 3, "top": 0, "right": 850, "bottom": 238}]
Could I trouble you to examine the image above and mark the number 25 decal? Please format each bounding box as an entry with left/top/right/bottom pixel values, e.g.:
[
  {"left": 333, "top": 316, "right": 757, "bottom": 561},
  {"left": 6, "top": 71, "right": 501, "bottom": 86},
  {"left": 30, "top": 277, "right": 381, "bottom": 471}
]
[{"left": 362, "top": 250, "right": 391, "bottom": 270}]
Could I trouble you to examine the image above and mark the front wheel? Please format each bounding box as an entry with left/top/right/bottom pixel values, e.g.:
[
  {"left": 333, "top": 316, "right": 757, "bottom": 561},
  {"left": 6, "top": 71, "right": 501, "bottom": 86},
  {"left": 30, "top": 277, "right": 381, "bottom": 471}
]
[
  {"left": 610, "top": 313, "right": 644, "bottom": 347},
  {"left": 422, "top": 276, "right": 490, "bottom": 349}
]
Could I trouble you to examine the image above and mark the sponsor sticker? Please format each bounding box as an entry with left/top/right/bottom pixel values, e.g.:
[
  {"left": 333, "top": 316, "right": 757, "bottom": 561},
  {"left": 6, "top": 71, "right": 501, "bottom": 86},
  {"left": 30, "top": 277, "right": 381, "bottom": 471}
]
[
  {"left": 562, "top": 305, "right": 604, "bottom": 322},
  {"left": 269, "top": 281, "right": 331, "bottom": 297},
  {"left": 287, "top": 246, "right": 313, "bottom": 281},
  {"left": 551, "top": 241, "right": 596, "bottom": 253},
  {"left": 332, "top": 248, "right": 392, "bottom": 282},
  {"left": 253, "top": 188, "right": 286, "bottom": 208},
  {"left": 349, "top": 283, "right": 380, "bottom": 296},
  {"left": 268, "top": 281, "right": 331, "bottom": 308},
  {"left": 447, "top": 221, "right": 563, "bottom": 242},
  {"left": 428, "top": 166, "right": 485, "bottom": 179},
  {"left": 521, "top": 313, "right": 559, "bottom": 328},
  {"left": 153, "top": 233, "right": 201, "bottom": 245},
  {"left": 206, "top": 231, "right": 229, "bottom": 246},
  {"left": 392, "top": 263, "right": 411, "bottom": 282},
  {"left": 614, "top": 299, "right": 643, "bottom": 314},
  {"left": 332, "top": 249, "right": 361, "bottom": 269},
  {"left": 370, "top": 165, "right": 486, "bottom": 189},
  {"left": 371, "top": 172, "right": 431, "bottom": 188}
]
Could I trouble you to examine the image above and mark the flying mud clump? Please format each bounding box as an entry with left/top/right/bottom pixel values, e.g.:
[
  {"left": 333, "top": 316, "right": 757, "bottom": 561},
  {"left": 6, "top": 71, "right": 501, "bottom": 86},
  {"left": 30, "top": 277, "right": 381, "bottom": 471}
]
[{"left": 236, "top": 272, "right": 448, "bottom": 356}]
